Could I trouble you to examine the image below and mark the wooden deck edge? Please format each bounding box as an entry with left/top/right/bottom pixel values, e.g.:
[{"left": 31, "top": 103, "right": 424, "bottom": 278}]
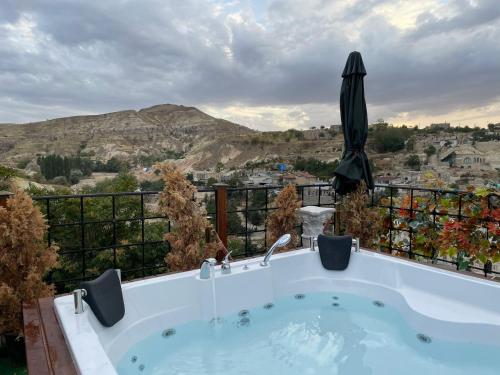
[{"left": 23, "top": 297, "right": 77, "bottom": 375}]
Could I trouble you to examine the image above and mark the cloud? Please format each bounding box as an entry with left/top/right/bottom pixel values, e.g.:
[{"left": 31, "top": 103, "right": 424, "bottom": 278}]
[{"left": 0, "top": 0, "right": 498, "bottom": 128}]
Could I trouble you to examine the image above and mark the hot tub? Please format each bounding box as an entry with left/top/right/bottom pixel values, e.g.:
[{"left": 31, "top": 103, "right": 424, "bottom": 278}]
[{"left": 54, "top": 248, "right": 500, "bottom": 374}]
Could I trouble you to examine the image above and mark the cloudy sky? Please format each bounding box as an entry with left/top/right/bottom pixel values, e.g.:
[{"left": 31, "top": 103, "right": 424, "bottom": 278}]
[{"left": 1, "top": 0, "right": 499, "bottom": 130}]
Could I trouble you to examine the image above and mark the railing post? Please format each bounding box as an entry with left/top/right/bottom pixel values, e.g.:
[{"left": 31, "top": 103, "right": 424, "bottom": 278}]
[
  {"left": 388, "top": 187, "right": 393, "bottom": 254},
  {"left": 214, "top": 183, "right": 228, "bottom": 248},
  {"left": 408, "top": 188, "right": 414, "bottom": 259},
  {"left": 0, "top": 191, "right": 13, "bottom": 209}
]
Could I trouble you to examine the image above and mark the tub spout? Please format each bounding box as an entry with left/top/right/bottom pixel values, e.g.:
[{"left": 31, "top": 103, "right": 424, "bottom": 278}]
[
  {"left": 200, "top": 258, "right": 217, "bottom": 279},
  {"left": 260, "top": 234, "right": 291, "bottom": 267}
]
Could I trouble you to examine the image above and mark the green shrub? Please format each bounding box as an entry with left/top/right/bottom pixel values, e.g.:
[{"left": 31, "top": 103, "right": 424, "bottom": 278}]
[
  {"left": 0, "top": 165, "right": 18, "bottom": 182},
  {"left": 140, "top": 179, "right": 165, "bottom": 191},
  {"left": 16, "top": 158, "right": 31, "bottom": 169},
  {"left": 424, "top": 144, "right": 436, "bottom": 157},
  {"left": 404, "top": 154, "right": 421, "bottom": 170},
  {"left": 69, "top": 169, "right": 83, "bottom": 184},
  {"left": 51, "top": 176, "right": 68, "bottom": 185}
]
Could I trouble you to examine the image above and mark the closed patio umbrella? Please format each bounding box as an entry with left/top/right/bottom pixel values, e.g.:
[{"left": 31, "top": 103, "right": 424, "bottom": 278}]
[{"left": 333, "top": 51, "right": 374, "bottom": 195}]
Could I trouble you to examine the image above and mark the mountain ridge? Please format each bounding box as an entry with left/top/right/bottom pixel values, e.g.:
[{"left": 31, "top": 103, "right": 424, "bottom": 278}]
[{"left": 0, "top": 104, "right": 262, "bottom": 170}]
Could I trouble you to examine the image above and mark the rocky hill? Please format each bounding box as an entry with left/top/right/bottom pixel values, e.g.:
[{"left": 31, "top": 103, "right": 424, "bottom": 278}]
[
  {"left": 0, "top": 104, "right": 348, "bottom": 172},
  {"left": 0, "top": 104, "right": 255, "bottom": 169}
]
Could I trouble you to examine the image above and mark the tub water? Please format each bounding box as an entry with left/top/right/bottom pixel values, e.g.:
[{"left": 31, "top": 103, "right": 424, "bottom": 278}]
[
  {"left": 117, "top": 292, "right": 500, "bottom": 375},
  {"left": 54, "top": 249, "right": 500, "bottom": 374}
]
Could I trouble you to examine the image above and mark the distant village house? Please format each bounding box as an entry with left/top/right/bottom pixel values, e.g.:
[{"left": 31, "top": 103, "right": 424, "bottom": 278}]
[
  {"left": 430, "top": 122, "right": 451, "bottom": 131},
  {"left": 440, "top": 145, "right": 487, "bottom": 168}
]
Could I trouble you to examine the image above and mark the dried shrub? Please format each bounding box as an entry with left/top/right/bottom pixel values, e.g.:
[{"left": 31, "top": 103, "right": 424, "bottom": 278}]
[
  {"left": 155, "top": 163, "right": 226, "bottom": 272},
  {"left": 337, "top": 181, "right": 383, "bottom": 248},
  {"left": 266, "top": 184, "right": 301, "bottom": 251},
  {"left": 0, "top": 189, "right": 58, "bottom": 337}
]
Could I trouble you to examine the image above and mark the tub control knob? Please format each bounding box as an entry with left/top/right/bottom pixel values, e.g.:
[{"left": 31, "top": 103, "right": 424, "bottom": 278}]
[{"left": 221, "top": 251, "right": 232, "bottom": 274}]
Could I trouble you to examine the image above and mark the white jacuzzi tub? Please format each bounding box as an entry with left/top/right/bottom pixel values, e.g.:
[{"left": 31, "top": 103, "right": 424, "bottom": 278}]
[{"left": 54, "top": 248, "right": 500, "bottom": 374}]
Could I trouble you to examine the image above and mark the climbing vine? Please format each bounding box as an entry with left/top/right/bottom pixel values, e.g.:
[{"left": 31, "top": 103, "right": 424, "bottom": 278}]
[{"left": 376, "top": 186, "right": 499, "bottom": 273}]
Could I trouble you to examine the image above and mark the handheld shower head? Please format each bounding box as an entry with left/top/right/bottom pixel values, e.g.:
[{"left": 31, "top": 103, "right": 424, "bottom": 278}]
[{"left": 260, "top": 234, "right": 292, "bottom": 266}]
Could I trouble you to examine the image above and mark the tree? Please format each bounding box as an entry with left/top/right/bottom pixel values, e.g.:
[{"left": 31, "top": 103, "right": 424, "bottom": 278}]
[
  {"left": 37, "top": 154, "right": 93, "bottom": 180},
  {"left": 155, "top": 163, "right": 226, "bottom": 272},
  {"left": 424, "top": 144, "right": 436, "bottom": 157},
  {"left": 228, "top": 237, "right": 246, "bottom": 258},
  {"left": 104, "top": 157, "right": 128, "bottom": 173},
  {"left": 89, "top": 172, "right": 138, "bottom": 193},
  {"left": 69, "top": 169, "right": 83, "bottom": 184},
  {"left": 206, "top": 177, "right": 218, "bottom": 187},
  {"left": 0, "top": 165, "right": 19, "bottom": 190},
  {"left": 140, "top": 179, "right": 165, "bottom": 191},
  {"left": 266, "top": 184, "right": 301, "bottom": 251},
  {"left": 248, "top": 189, "right": 267, "bottom": 227},
  {"left": 248, "top": 210, "right": 263, "bottom": 228},
  {"left": 204, "top": 196, "right": 243, "bottom": 234},
  {"left": 372, "top": 126, "right": 407, "bottom": 152},
  {"left": 0, "top": 189, "right": 58, "bottom": 336},
  {"left": 406, "top": 137, "right": 416, "bottom": 152},
  {"left": 226, "top": 174, "right": 244, "bottom": 187},
  {"left": 228, "top": 201, "right": 244, "bottom": 234},
  {"left": 293, "top": 157, "right": 339, "bottom": 180},
  {"left": 405, "top": 154, "right": 421, "bottom": 170},
  {"left": 27, "top": 172, "right": 168, "bottom": 290}
]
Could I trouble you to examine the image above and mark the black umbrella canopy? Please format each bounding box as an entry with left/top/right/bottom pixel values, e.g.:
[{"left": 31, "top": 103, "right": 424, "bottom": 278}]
[{"left": 333, "top": 51, "right": 374, "bottom": 195}]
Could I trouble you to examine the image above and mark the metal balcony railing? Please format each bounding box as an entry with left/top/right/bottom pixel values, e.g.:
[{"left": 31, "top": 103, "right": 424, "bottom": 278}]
[{"left": 19, "top": 183, "right": 498, "bottom": 292}]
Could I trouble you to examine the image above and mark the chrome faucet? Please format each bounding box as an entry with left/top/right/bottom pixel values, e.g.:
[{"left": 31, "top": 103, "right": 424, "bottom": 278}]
[
  {"left": 200, "top": 258, "right": 217, "bottom": 279},
  {"left": 260, "top": 234, "right": 292, "bottom": 267},
  {"left": 221, "top": 251, "right": 232, "bottom": 274},
  {"left": 301, "top": 234, "right": 317, "bottom": 251},
  {"left": 353, "top": 238, "right": 360, "bottom": 252}
]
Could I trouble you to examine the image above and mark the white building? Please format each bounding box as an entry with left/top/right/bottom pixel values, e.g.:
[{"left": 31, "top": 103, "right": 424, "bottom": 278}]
[
  {"left": 192, "top": 170, "right": 220, "bottom": 183},
  {"left": 244, "top": 172, "right": 274, "bottom": 186}
]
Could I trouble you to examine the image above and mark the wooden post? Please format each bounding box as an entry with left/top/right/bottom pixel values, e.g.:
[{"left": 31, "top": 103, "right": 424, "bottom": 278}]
[
  {"left": 214, "top": 183, "right": 228, "bottom": 248},
  {"left": 0, "top": 191, "right": 13, "bottom": 209}
]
